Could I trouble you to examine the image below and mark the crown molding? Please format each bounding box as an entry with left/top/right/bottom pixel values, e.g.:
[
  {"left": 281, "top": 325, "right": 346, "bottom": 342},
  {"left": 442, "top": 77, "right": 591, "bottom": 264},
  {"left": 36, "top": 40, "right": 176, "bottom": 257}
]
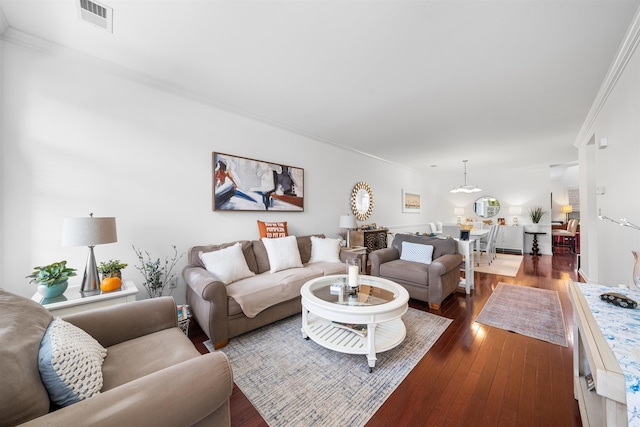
[
  {"left": 574, "top": 7, "right": 640, "bottom": 148},
  {"left": 0, "top": 7, "right": 9, "bottom": 36}
]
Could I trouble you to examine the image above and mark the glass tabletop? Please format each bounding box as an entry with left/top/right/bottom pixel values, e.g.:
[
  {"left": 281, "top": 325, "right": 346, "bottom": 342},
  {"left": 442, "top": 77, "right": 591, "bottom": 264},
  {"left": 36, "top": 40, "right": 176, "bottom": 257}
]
[{"left": 311, "top": 276, "right": 396, "bottom": 306}]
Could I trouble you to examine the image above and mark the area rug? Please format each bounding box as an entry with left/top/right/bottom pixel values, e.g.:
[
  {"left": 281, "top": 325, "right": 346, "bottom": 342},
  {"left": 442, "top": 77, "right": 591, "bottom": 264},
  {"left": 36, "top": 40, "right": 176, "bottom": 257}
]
[
  {"left": 205, "top": 308, "right": 451, "bottom": 427},
  {"left": 475, "top": 282, "right": 568, "bottom": 346},
  {"left": 474, "top": 254, "right": 523, "bottom": 277}
]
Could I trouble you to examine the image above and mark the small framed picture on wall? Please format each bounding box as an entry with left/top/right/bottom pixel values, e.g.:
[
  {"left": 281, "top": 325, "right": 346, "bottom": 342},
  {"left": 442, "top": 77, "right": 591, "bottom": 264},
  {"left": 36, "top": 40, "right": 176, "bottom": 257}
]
[{"left": 402, "top": 189, "right": 421, "bottom": 213}]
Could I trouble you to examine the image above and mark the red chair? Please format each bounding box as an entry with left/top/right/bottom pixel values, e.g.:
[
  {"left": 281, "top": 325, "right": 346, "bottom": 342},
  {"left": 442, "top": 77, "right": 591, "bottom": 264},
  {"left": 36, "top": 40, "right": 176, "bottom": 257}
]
[{"left": 552, "top": 219, "right": 579, "bottom": 253}]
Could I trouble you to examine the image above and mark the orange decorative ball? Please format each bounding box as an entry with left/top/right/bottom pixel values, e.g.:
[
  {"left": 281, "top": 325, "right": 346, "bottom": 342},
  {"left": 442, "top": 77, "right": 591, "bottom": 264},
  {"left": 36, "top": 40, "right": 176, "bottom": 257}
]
[{"left": 100, "top": 277, "right": 122, "bottom": 292}]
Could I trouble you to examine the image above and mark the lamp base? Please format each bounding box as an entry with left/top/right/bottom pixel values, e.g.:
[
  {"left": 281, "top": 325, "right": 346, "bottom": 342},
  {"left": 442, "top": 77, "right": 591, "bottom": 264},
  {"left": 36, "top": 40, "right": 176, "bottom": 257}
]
[{"left": 81, "top": 246, "right": 101, "bottom": 295}]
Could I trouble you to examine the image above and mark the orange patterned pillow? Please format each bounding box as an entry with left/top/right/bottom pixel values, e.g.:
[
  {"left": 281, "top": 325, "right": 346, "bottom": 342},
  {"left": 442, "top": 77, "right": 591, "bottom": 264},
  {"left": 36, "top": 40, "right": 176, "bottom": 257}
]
[{"left": 257, "top": 221, "right": 288, "bottom": 239}]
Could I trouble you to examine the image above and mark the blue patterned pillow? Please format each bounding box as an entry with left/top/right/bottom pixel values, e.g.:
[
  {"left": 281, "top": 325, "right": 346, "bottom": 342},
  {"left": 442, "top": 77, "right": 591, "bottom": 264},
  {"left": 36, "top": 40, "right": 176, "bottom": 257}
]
[
  {"left": 38, "top": 318, "right": 107, "bottom": 407},
  {"left": 400, "top": 242, "right": 434, "bottom": 265}
]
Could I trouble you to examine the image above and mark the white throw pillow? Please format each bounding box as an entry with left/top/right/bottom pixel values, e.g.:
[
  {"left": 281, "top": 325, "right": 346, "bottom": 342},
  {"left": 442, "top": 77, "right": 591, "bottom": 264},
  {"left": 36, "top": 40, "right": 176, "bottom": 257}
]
[
  {"left": 400, "top": 241, "right": 434, "bottom": 265},
  {"left": 262, "top": 235, "right": 303, "bottom": 273},
  {"left": 308, "top": 236, "right": 341, "bottom": 263},
  {"left": 199, "top": 242, "right": 255, "bottom": 285}
]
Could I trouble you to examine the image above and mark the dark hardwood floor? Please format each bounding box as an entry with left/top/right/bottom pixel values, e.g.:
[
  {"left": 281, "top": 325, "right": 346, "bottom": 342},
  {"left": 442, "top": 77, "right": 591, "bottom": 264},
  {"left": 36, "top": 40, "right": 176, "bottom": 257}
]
[{"left": 189, "top": 252, "right": 582, "bottom": 427}]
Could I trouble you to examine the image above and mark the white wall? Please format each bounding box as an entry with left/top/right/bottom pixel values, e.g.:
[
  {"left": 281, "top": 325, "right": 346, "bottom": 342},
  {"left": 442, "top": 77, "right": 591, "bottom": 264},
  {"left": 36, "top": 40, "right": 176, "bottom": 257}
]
[
  {"left": 0, "top": 35, "right": 4, "bottom": 284},
  {"left": 1, "top": 40, "right": 434, "bottom": 300},
  {"left": 577, "top": 29, "right": 640, "bottom": 286}
]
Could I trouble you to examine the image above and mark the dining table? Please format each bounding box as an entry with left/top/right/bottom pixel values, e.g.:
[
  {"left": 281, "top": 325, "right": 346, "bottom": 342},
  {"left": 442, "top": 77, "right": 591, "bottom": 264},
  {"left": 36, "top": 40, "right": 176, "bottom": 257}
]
[
  {"left": 436, "top": 228, "right": 490, "bottom": 254},
  {"left": 454, "top": 228, "right": 491, "bottom": 293}
]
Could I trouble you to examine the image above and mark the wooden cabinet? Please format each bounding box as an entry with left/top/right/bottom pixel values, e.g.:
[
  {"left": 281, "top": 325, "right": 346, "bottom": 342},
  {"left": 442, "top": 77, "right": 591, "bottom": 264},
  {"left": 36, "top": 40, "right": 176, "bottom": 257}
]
[
  {"left": 496, "top": 226, "right": 524, "bottom": 254},
  {"left": 349, "top": 229, "right": 388, "bottom": 253}
]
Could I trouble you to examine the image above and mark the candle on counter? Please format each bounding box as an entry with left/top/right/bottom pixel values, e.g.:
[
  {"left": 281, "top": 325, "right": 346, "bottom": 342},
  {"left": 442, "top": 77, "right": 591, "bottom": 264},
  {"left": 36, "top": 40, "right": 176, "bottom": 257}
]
[{"left": 348, "top": 265, "right": 359, "bottom": 288}]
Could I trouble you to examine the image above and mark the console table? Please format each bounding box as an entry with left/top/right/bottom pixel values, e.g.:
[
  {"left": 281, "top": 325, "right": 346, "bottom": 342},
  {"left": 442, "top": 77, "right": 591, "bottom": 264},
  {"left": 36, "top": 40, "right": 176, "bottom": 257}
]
[
  {"left": 32, "top": 280, "right": 139, "bottom": 316},
  {"left": 455, "top": 238, "right": 475, "bottom": 294},
  {"left": 524, "top": 231, "right": 546, "bottom": 256},
  {"left": 568, "top": 281, "right": 630, "bottom": 426}
]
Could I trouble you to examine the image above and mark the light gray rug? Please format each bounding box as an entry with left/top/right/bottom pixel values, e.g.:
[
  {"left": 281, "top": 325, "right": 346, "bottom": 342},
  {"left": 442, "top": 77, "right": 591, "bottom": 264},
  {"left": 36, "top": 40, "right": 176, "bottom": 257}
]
[
  {"left": 206, "top": 308, "right": 451, "bottom": 427},
  {"left": 475, "top": 282, "right": 568, "bottom": 347}
]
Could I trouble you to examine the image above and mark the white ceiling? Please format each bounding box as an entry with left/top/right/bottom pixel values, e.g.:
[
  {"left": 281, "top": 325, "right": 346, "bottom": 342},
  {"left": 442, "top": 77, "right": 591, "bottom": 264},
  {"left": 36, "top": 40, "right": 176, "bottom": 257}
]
[{"left": 1, "top": 0, "right": 638, "bottom": 175}]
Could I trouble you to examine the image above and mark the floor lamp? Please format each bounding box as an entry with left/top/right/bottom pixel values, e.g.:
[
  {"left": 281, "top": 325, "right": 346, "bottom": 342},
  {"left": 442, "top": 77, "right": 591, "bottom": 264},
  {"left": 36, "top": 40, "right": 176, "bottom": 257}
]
[
  {"left": 562, "top": 205, "right": 573, "bottom": 223},
  {"left": 62, "top": 213, "right": 117, "bottom": 294}
]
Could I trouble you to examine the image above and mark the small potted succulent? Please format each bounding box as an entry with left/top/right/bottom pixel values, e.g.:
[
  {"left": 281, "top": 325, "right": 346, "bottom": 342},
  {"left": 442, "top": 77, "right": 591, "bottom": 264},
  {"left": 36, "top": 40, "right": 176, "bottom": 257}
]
[
  {"left": 27, "top": 260, "right": 77, "bottom": 298},
  {"left": 98, "top": 259, "right": 128, "bottom": 279},
  {"left": 98, "top": 259, "right": 128, "bottom": 292}
]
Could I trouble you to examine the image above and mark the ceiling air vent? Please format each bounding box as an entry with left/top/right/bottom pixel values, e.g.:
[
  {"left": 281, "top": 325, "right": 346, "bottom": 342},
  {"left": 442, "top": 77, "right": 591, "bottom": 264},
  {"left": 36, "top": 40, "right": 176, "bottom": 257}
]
[{"left": 78, "top": 0, "right": 113, "bottom": 33}]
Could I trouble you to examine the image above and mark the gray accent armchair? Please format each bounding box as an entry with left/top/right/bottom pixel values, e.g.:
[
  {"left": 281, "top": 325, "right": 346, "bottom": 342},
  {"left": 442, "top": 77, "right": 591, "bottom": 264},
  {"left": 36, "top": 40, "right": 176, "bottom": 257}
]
[{"left": 369, "top": 234, "right": 463, "bottom": 310}]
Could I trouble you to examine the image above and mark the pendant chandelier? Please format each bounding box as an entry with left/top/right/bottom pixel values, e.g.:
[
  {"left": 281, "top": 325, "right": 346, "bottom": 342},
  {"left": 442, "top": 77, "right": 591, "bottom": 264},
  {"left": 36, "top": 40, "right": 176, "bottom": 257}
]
[{"left": 450, "top": 160, "right": 482, "bottom": 193}]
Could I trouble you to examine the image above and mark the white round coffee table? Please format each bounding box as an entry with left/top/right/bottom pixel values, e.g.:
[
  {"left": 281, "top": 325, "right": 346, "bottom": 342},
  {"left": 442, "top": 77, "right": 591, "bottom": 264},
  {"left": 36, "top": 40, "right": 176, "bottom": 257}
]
[{"left": 300, "top": 274, "right": 409, "bottom": 372}]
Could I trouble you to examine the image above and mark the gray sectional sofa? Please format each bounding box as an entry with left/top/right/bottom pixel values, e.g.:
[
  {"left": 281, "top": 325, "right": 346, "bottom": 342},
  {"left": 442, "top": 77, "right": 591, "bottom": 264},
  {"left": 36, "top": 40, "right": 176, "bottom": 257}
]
[
  {"left": 183, "top": 234, "right": 355, "bottom": 349},
  {"left": 369, "top": 234, "right": 463, "bottom": 310}
]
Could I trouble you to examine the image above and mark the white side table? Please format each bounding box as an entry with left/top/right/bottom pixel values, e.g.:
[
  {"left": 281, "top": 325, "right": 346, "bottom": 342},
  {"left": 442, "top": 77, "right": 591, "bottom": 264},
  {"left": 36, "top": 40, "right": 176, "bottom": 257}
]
[
  {"left": 32, "top": 280, "right": 139, "bottom": 316},
  {"left": 455, "top": 238, "right": 475, "bottom": 294}
]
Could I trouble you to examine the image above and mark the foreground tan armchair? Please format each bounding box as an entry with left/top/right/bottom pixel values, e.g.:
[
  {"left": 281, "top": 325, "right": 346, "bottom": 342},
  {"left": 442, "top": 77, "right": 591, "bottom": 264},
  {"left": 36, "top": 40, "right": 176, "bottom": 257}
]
[{"left": 0, "top": 289, "right": 233, "bottom": 427}]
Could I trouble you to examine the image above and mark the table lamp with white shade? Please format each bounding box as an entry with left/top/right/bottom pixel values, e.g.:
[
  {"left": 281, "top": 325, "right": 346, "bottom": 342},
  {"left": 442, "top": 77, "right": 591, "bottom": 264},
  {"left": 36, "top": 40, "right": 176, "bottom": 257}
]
[
  {"left": 454, "top": 207, "right": 464, "bottom": 225},
  {"left": 339, "top": 214, "right": 357, "bottom": 248},
  {"left": 62, "top": 213, "right": 117, "bottom": 294},
  {"left": 509, "top": 206, "right": 522, "bottom": 226}
]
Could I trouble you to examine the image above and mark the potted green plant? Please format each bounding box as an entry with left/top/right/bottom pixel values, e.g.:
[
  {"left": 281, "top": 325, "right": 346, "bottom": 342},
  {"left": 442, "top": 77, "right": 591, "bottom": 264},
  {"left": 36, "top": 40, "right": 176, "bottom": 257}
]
[
  {"left": 132, "top": 245, "right": 184, "bottom": 298},
  {"left": 98, "top": 259, "right": 128, "bottom": 280},
  {"left": 26, "top": 260, "right": 77, "bottom": 298},
  {"left": 528, "top": 206, "right": 548, "bottom": 231}
]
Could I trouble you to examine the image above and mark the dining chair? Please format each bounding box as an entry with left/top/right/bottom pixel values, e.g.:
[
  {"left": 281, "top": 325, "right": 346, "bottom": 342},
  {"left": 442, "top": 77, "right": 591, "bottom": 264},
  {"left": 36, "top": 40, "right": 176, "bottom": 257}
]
[
  {"left": 552, "top": 219, "right": 579, "bottom": 253},
  {"left": 490, "top": 223, "right": 500, "bottom": 260},
  {"left": 478, "top": 224, "right": 499, "bottom": 265}
]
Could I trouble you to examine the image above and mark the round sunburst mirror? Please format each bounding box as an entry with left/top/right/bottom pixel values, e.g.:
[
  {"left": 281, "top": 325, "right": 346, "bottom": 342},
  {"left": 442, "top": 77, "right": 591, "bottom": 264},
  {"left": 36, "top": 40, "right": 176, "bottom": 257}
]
[{"left": 351, "top": 182, "right": 374, "bottom": 221}]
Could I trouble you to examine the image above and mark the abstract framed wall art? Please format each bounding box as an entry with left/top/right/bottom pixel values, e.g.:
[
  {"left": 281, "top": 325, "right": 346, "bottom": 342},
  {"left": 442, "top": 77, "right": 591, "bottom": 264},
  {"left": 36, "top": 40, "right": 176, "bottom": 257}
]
[
  {"left": 213, "top": 152, "right": 304, "bottom": 211},
  {"left": 402, "top": 189, "right": 421, "bottom": 213}
]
